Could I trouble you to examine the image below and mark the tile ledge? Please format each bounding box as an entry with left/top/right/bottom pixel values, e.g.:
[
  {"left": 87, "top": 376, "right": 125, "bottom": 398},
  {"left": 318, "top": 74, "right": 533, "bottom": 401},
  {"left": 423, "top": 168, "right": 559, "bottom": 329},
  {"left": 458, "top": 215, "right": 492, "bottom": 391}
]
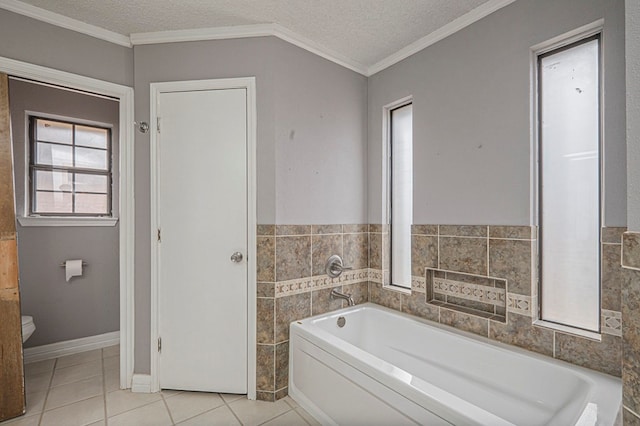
[{"left": 532, "top": 320, "right": 602, "bottom": 342}]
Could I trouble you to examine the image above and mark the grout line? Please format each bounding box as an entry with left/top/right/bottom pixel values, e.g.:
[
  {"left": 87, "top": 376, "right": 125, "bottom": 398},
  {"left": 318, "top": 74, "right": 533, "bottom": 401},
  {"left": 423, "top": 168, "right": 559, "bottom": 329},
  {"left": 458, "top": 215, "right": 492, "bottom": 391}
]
[
  {"left": 160, "top": 393, "right": 176, "bottom": 425},
  {"left": 219, "top": 394, "right": 243, "bottom": 425},
  {"left": 255, "top": 401, "right": 295, "bottom": 426},
  {"left": 552, "top": 331, "right": 556, "bottom": 358},
  {"left": 624, "top": 406, "right": 640, "bottom": 421},
  {"left": 37, "top": 357, "right": 57, "bottom": 425},
  {"left": 486, "top": 227, "right": 490, "bottom": 276}
]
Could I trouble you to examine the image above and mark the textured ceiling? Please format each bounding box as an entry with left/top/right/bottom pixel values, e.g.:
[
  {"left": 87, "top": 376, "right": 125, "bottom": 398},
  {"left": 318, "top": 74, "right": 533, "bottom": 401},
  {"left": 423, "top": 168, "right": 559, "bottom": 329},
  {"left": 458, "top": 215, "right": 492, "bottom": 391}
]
[{"left": 17, "top": 0, "right": 491, "bottom": 67}]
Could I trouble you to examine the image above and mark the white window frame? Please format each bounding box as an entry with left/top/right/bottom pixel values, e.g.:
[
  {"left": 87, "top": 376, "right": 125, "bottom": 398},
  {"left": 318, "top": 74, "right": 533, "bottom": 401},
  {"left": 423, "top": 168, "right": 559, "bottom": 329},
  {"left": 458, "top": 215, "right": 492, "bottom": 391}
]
[
  {"left": 28, "top": 115, "right": 113, "bottom": 217},
  {"left": 17, "top": 108, "right": 118, "bottom": 227},
  {"left": 530, "top": 21, "right": 604, "bottom": 339},
  {"left": 382, "top": 96, "right": 413, "bottom": 291}
]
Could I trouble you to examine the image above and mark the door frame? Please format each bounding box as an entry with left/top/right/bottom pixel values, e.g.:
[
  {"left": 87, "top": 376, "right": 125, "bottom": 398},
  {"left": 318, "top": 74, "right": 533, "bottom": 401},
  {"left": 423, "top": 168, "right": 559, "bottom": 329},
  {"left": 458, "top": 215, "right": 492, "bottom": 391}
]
[
  {"left": 0, "top": 56, "right": 136, "bottom": 390},
  {"left": 149, "top": 77, "right": 257, "bottom": 398}
]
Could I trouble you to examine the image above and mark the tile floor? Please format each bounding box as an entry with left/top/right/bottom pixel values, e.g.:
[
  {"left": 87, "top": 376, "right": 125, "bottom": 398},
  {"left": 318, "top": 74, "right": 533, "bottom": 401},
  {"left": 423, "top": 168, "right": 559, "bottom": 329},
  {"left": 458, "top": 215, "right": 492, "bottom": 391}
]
[{"left": 2, "top": 345, "right": 318, "bottom": 426}]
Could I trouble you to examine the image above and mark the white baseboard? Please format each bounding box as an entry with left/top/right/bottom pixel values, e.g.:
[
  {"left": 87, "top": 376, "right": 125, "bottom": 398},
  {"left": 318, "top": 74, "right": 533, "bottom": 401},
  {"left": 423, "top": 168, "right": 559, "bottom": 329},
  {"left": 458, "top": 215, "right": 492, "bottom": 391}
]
[
  {"left": 131, "top": 374, "right": 152, "bottom": 393},
  {"left": 24, "top": 331, "right": 120, "bottom": 364}
]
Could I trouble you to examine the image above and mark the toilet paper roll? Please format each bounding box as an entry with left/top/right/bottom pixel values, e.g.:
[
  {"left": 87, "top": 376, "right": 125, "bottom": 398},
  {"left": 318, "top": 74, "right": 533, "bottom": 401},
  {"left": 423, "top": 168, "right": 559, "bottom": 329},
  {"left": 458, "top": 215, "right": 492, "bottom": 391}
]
[{"left": 65, "top": 259, "right": 83, "bottom": 282}]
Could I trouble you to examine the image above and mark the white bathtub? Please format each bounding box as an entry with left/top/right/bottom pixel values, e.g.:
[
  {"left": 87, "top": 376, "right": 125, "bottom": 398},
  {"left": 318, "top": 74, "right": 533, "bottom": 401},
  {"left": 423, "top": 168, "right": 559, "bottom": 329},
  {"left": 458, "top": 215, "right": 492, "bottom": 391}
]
[{"left": 289, "top": 303, "right": 621, "bottom": 426}]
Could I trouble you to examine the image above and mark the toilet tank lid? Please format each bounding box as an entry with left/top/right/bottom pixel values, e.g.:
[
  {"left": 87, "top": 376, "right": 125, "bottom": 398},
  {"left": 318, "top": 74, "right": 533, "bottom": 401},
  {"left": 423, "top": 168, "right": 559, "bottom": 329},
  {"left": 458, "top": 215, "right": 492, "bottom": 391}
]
[{"left": 22, "top": 315, "right": 33, "bottom": 325}]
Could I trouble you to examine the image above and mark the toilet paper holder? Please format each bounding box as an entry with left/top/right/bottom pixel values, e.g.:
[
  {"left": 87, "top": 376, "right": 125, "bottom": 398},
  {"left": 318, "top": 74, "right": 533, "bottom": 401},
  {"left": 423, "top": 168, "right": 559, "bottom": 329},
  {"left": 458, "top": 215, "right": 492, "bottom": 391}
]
[{"left": 59, "top": 261, "right": 88, "bottom": 267}]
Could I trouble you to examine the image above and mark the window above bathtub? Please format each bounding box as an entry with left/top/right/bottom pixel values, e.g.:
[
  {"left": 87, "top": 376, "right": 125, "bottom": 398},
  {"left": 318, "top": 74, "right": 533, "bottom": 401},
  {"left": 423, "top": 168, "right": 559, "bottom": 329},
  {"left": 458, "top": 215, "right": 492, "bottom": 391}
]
[
  {"left": 535, "top": 29, "right": 602, "bottom": 333},
  {"left": 384, "top": 97, "right": 413, "bottom": 290}
]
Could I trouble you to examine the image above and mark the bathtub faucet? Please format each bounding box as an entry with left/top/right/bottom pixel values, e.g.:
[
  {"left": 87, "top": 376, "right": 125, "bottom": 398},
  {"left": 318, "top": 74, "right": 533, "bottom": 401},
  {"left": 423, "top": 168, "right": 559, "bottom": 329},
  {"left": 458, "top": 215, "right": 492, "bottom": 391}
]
[{"left": 330, "top": 288, "right": 355, "bottom": 306}]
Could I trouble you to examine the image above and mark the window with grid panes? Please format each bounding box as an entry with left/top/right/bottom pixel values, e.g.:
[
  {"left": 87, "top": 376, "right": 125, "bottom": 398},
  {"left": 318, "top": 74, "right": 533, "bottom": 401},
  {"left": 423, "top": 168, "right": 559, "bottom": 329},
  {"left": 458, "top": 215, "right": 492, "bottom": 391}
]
[{"left": 29, "top": 117, "right": 112, "bottom": 216}]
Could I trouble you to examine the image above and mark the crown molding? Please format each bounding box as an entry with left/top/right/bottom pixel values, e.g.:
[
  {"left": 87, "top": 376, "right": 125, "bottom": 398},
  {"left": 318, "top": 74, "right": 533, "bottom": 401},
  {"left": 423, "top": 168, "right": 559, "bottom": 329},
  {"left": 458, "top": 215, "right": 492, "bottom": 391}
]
[
  {"left": 0, "top": 0, "right": 516, "bottom": 77},
  {"left": 129, "top": 23, "right": 274, "bottom": 45},
  {"left": 130, "top": 23, "right": 368, "bottom": 75},
  {"left": 367, "top": 0, "right": 517, "bottom": 76},
  {"left": 0, "top": 0, "right": 132, "bottom": 47}
]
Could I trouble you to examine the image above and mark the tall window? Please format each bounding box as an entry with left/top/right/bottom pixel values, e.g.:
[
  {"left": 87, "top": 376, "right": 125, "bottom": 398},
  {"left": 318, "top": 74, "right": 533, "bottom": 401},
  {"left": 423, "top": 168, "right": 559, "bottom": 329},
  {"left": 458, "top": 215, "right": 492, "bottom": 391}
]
[
  {"left": 29, "top": 117, "right": 112, "bottom": 216},
  {"left": 389, "top": 103, "right": 413, "bottom": 288},
  {"left": 538, "top": 35, "right": 601, "bottom": 332}
]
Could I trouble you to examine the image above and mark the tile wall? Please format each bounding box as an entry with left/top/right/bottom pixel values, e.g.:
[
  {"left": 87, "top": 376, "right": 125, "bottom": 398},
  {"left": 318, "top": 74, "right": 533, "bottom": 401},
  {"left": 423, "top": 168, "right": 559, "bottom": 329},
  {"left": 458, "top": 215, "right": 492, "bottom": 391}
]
[
  {"left": 370, "top": 225, "right": 625, "bottom": 377},
  {"left": 255, "top": 224, "right": 369, "bottom": 402},
  {"left": 256, "top": 223, "right": 629, "bottom": 403},
  {"left": 621, "top": 231, "right": 640, "bottom": 423}
]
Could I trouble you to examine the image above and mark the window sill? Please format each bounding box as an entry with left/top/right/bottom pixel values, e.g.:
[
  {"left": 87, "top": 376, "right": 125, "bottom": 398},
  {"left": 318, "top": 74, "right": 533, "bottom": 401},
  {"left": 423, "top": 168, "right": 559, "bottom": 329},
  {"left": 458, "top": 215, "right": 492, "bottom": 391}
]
[
  {"left": 532, "top": 319, "right": 602, "bottom": 341},
  {"left": 18, "top": 216, "right": 119, "bottom": 227},
  {"left": 382, "top": 283, "right": 412, "bottom": 295}
]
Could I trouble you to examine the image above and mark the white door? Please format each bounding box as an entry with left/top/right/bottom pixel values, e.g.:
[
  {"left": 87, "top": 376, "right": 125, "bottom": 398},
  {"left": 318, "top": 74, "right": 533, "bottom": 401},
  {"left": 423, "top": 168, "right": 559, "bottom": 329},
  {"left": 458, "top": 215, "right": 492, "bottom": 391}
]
[{"left": 157, "top": 88, "right": 247, "bottom": 393}]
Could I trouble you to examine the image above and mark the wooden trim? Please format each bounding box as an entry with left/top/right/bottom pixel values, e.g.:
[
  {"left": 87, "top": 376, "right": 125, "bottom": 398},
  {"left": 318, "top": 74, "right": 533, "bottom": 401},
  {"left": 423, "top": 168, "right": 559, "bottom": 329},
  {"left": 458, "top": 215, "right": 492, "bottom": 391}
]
[{"left": 0, "top": 72, "right": 25, "bottom": 422}]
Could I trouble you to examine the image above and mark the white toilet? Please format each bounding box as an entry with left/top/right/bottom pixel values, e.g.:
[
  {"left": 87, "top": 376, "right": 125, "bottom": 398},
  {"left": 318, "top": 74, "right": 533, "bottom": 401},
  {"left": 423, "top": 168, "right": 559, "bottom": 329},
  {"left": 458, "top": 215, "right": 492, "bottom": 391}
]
[{"left": 21, "top": 316, "right": 35, "bottom": 343}]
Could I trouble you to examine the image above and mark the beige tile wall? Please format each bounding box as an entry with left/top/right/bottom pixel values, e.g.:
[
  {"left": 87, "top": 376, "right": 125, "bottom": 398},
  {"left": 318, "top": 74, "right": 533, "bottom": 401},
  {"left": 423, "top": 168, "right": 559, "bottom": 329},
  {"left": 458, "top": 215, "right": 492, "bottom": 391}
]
[
  {"left": 370, "top": 224, "right": 625, "bottom": 378},
  {"left": 621, "top": 231, "right": 640, "bottom": 422},
  {"left": 255, "top": 224, "right": 369, "bottom": 401},
  {"left": 256, "top": 223, "right": 628, "bottom": 403}
]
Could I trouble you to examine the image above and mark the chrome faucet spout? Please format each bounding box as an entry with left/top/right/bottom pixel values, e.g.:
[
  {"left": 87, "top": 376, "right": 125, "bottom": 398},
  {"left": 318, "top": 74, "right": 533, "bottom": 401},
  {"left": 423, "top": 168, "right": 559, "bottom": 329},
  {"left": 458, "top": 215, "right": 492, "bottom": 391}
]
[{"left": 330, "top": 288, "right": 355, "bottom": 306}]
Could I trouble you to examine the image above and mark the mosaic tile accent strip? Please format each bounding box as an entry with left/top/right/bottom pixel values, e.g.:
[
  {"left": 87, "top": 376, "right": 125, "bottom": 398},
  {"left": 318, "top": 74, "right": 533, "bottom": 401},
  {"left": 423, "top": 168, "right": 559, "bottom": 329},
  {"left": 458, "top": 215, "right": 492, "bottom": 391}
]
[
  {"left": 275, "top": 268, "right": 369, "bottom": 297},
  {"left": 412, "top": 275, "right": 426, "bottom": 293},
  {"left": 601, "top": 309, "right": 622, "bottom": 337},
  {"left": 432, "top": 277, "right": 506, "bottom": 307},
  {"left": 507, "top": 293, "right": 531, "bottom": 316},
  {"left": 368, "top": 268, "right": 384, "bottom": 285}
]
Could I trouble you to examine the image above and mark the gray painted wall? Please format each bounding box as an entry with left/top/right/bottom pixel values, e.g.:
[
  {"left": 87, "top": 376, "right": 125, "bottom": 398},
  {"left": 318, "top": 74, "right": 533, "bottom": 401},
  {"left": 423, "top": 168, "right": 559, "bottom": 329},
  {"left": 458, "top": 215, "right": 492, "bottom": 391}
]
[
  {"left": 9, "top": 79, "right": 120, "bottom": 347},
  {"left": 627, "top": 0, "right": 640, "bottom": 231},
  {"left": 367, "top": 0, "right": 626, "bottom": 226},
  {"left": 0, "top": 9, "right": 133, "bottom": 87},
  {"left": 272, "top": 39, "right": 368, "bottom": 224},
  {"left": 133, "top": 36, "right": 367, "bottom": 372}
]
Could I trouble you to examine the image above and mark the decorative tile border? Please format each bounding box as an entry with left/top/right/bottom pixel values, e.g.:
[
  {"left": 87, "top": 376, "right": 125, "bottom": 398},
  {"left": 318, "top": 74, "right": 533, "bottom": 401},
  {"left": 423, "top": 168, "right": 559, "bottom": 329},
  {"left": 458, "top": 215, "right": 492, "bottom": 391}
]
[
  {"left": 507, "top": 293, "right": 531, "bottom": 316},
  {"left": 368, "top": 268, "right": 385, "bottom": 285},
  {"left": 275, "top": 268, "right": 369, "bottom": 297},
  {"left": 601, "top": 309, "right": 622, "bottom": 337},
  {"left": 433, "top": 277, "right": 506, "bottom": 307},
  {"left": 412, "top": 275, "right": 426, "bottom": 293}
]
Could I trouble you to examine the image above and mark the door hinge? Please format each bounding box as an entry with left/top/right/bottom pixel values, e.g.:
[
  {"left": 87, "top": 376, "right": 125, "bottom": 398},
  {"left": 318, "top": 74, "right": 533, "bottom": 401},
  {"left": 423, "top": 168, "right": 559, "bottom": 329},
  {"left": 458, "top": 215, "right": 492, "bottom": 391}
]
[
  {"left": 157, "top": 228, "right": 161, "bottom": 243},
  {"left": 157, "top": 117, "right": 161, "bottom": 133},
  {"left": 157, "top": 337, "right": 162, "bottom": 353}
]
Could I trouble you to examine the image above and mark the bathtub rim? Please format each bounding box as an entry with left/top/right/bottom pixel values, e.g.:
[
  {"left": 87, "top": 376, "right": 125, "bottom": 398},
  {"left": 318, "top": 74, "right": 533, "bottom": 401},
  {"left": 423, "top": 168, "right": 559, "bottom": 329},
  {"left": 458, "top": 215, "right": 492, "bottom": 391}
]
[{"left": 289, "top": 302, "right": 622, "bottom": 426}]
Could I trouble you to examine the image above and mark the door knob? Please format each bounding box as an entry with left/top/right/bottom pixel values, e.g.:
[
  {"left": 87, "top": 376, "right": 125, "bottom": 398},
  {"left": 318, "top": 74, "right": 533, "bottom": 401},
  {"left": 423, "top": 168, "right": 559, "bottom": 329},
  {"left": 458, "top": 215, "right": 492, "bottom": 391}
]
[{"left": 230, "top": 252, "right": 243, "bottom": 263}]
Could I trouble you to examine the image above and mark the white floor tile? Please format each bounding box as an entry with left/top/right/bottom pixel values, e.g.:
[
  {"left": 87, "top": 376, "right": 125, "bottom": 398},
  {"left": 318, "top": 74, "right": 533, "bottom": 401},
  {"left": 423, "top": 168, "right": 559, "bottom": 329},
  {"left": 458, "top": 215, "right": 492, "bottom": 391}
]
[
  {"left": 0, "top": 415, "right": 40, "bottom": 426},
  {"left": 56, "top": 350, "right": 102, "bottom": 369},
  {"left": 103, "top": 357, "right": 119, "bottom": 372},
  {"left": 104, "top": 368, "right": 120, "bottom": 393},
  {"left": 45, "top": 376, "right": 103, "bottom": 410},
  {"left": 105, "top": 389, "right": 161, "bottom": 417},
  {"left": 261, "top": 409, "right": 308, "bottom": 426},
  {"left": 177, "top": 404, "right": 241, "bottom": 425},
  {"left": 107, "top": 400, "right": 172, "bottom": 426},
  {"left": 40, "top": 395, "right": 104, "bottom": 426},
  {"left": 51, "top": 360, "right": 102, "bottom": 387},
  {"left": 164, "top": 391, "right": 225, "bottom": 423},
  {"left": 295, "top": 408, "right": 320, "bottom": 426},
  {"left": 102, "top": 345, "right": 119, "bottom": 359},
  {"left": 282, "top": 396, "right": 299, "bottom": 409},
  {"left": 228, "top": 398, "right": 291, "bottom": 426},
  {"left": 160, "top": 389, "right": 182, "bottom": 398},
  {"left": 219, "top": 393, "right": 244, "bottom": 403},
  {"left": 24, "top": 391, "right": 46, "bottom": 417},
  {"left": 24, "top": 359, "right": 56, "bottom": 377},
  {"left": 25, "top": 371, "right": 53, "bottom": 395}
]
